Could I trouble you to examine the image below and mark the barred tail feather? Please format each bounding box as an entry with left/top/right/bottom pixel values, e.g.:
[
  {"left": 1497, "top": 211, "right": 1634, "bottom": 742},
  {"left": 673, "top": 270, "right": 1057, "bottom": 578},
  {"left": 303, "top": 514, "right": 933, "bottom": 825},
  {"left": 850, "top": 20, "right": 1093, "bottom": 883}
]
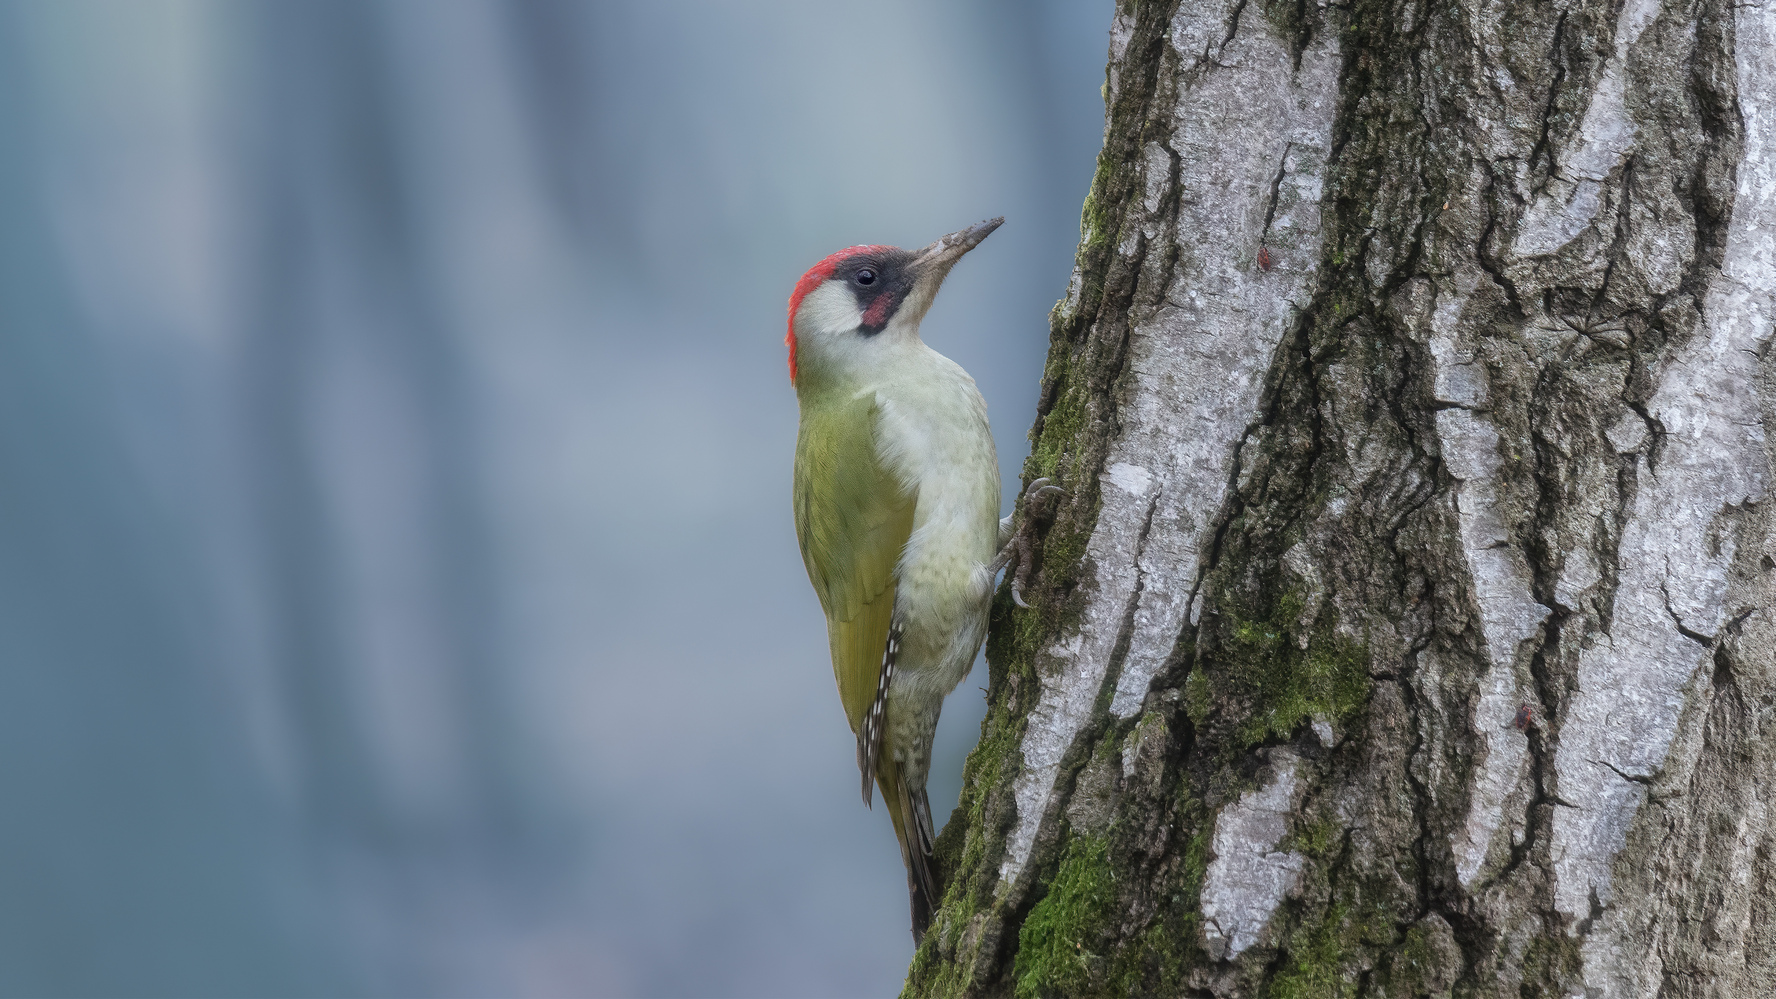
[
  {"left": 911, "top": 785, "right": 935, "bottom": 856},
  {"left": 857, "top": 622, "right": 901, "bottom": 808},
  {"left": 877, "top": 758, "right": 938, "bottom": 943}
]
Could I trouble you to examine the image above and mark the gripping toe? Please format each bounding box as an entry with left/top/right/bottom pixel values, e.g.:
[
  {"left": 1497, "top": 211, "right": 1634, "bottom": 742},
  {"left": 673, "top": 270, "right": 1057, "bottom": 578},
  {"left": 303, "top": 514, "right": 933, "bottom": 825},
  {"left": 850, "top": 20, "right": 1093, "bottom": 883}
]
[{"left": 1024, "top": 477, "right": 1068, "bottom": 506}]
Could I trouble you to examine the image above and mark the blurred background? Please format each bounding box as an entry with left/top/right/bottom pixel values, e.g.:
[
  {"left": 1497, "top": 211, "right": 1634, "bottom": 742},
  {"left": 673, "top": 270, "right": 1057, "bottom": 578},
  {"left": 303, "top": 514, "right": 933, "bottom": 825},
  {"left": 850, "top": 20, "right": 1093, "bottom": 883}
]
[{"left": 0, "top": 1, "right": 1108, "bottom": 995}]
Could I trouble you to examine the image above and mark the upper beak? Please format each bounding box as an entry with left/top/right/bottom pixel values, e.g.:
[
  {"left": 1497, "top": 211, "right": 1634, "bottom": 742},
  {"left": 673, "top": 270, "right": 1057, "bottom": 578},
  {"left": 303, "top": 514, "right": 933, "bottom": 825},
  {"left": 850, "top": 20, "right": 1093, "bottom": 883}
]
[{"left": 910, "top": 217, "right": 1004, "bottom": 277}]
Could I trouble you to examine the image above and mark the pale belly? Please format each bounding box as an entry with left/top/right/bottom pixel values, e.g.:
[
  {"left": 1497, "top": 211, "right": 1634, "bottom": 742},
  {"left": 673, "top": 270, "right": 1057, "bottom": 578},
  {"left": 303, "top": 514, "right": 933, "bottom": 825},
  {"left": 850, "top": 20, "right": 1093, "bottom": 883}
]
[
  {"left": 881, "top": 436, "right": 999, "bottom": 790},
  {"left": 869, "top": 346, "right": 1001, "bottom": 790}
]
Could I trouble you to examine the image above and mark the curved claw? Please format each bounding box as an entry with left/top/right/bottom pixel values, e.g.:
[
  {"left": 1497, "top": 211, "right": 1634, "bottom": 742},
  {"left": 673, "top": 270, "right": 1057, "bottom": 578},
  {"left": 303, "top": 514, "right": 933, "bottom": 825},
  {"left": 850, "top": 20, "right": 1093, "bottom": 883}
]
[
  {"left": 1023, "top": 477, "right": 1068, "bottom": 509},
  {"left": 996, "top": 478, "right": 1068, "bottom": 610}
]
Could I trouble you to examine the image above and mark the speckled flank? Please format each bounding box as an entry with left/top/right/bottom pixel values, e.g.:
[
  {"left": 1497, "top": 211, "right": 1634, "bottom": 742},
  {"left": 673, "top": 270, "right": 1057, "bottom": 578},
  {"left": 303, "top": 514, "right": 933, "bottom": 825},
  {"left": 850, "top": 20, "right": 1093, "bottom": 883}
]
[{"left": 875, "top": 357, "right": 1001, "bottom": 797}]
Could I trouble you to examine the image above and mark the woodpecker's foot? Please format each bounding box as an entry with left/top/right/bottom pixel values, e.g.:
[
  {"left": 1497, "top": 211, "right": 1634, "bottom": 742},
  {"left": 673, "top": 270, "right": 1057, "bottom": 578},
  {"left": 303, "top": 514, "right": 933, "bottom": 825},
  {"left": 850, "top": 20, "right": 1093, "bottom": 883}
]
[
  {"left": 994, "top": 478, "right": 1068, "bottom": 607},
  {"left": 1011, "top": 561, "right": 1042, "bottom": 608},
  {"left": 1024, "top": 477, "right": 1067, "bottom": 507}
]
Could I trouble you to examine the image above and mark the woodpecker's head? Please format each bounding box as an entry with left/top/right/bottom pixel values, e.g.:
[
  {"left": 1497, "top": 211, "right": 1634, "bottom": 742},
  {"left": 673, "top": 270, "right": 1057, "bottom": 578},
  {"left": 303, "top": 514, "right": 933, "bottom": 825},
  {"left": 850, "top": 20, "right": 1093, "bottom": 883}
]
[{"left": 786, "top": 217, "right": 1003, "bottom": 386}]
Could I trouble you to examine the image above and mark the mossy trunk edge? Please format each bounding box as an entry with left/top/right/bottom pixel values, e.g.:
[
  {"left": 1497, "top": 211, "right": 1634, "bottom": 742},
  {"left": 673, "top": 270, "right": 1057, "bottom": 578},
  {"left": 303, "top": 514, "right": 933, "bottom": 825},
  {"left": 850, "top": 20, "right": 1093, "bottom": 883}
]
[{"left": 906, "top": 0, "right": 1776, "bottom": 995}]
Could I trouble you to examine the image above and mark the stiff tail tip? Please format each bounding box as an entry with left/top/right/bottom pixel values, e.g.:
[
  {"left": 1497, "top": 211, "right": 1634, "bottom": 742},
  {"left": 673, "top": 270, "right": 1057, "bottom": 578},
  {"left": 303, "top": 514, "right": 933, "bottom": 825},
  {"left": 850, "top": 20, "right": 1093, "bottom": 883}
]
[
  {"left": 900, "top": 779, "right": 939, "bottom": 944},
  {"left": 908, "top": 861, "right": 934, "bottom": 943}
]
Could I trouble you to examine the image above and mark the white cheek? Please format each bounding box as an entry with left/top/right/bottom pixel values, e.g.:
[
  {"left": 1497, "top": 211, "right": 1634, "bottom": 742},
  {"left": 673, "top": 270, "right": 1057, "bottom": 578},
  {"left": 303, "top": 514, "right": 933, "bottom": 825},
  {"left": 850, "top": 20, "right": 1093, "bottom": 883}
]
[
  {"left": 798, "top": 282, "right": 862, "bottom": 336},
  {"left": 794, "top": 282, "right": 881, "bottom": 375}
]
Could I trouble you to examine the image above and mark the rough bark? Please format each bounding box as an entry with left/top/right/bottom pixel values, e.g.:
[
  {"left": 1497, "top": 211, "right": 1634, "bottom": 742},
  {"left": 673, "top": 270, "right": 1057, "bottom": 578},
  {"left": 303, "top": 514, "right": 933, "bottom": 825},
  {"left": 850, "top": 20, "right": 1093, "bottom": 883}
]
[{"left": 906, "top": 0, "right": 1776, "bottom": 995}]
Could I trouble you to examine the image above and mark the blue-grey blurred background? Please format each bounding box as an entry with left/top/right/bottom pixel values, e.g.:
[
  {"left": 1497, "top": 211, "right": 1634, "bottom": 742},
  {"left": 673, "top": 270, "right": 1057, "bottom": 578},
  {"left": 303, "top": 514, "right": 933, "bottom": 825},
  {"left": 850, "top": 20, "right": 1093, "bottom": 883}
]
[{"left": 0, "top": 1, "right": 1108, "bottom": 995}]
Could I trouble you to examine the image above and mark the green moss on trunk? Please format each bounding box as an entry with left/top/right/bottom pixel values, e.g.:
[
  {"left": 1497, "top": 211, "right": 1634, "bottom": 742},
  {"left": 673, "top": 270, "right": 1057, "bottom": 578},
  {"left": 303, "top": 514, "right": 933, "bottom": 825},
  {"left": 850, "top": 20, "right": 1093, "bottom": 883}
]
[{"left": 1011, "top": 836, "right": 1116, "bottom": 998}]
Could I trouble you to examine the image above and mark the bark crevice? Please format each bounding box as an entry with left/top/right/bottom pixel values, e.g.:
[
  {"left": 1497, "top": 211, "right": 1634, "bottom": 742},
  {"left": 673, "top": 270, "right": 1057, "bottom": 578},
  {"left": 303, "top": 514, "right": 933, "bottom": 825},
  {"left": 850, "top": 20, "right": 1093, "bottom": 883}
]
[{"left": 904, "top": 0, "right": 1774, "bottom": 994}]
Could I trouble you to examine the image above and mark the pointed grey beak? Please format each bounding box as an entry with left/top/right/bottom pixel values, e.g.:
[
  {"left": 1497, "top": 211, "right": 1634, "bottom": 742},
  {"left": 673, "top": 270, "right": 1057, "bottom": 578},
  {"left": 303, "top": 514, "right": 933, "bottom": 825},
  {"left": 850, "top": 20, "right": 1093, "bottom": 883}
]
[
  {"left": 912, "top": 217, "right": 1004, "bottom": 273},
  {"left": 892, "top": 217, "right": 1002, "bottom": 332}
]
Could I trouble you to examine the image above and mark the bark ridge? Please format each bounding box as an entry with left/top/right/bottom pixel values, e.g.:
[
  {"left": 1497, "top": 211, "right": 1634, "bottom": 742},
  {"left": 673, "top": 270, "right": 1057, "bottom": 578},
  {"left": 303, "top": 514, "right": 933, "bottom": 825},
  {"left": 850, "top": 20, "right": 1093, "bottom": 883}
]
[{"left": 906, "top": 0, "right": 1776, "bottom": 995}]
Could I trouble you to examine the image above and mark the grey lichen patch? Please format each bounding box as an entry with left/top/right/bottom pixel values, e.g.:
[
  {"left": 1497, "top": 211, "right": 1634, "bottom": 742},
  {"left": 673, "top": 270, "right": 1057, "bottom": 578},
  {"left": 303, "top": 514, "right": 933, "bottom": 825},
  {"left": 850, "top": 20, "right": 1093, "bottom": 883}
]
[
  {"left": 1549, "top": 11, "right": 1776, "bottom": 990},
  {"left": 1426, "top": 363, "right": 1548, "bottom": 886},
  {"left": 1097, "top": 0, "right": 1345, "bottom": 730},
  {"left": 1510, "top": 0, "right": 1663, "bottom": 260},
  {"left": 913, "top": 0, "right": 1773, "bottom": 993},
  {"left": 1000, "top": 460, "right": 1156, "bottom": 888},
  {"left": 1001, "top": 0, "right": 1347, "bottom": 889},
  {"left": 1199, "top": 753, "right": 1307, "bottom": 960}
]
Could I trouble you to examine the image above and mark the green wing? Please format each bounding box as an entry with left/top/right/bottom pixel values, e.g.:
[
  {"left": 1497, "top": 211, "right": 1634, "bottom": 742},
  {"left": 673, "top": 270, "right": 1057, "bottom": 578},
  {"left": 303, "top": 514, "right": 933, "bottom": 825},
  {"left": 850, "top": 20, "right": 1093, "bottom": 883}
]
[{"left": 793, "top": 393, "right": 916, "bottom": 735}]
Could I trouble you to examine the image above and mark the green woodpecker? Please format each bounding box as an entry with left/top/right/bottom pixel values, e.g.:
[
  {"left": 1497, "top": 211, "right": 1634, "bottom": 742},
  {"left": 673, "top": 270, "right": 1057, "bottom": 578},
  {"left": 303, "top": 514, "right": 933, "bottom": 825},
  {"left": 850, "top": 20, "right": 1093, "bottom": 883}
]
[{"left": 788, "top": 218, "right": 1057, "bottom": 942}]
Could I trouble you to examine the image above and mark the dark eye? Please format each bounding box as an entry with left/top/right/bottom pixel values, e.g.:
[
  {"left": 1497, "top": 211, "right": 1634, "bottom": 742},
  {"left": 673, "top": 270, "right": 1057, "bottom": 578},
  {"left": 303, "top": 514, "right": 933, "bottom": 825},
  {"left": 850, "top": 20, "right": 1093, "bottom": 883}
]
[{"left": 855, "top": 268, "right": 877, "bottom": 286}]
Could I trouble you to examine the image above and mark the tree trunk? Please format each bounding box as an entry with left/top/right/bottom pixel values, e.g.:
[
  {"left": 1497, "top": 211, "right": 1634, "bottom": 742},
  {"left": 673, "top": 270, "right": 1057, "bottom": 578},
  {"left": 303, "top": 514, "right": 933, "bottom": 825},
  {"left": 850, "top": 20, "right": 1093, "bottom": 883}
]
[{"left": 907, "top": 0, "right": 1776, "bottom": 994}]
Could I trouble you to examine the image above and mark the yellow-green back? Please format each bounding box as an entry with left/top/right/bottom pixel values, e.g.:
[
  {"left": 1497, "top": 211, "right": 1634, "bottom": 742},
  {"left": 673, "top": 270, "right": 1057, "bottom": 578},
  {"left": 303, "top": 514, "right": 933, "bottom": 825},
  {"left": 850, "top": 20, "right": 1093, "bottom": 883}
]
[{"left": 792, "top": 391, "right": 916, "bottom": 734}]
